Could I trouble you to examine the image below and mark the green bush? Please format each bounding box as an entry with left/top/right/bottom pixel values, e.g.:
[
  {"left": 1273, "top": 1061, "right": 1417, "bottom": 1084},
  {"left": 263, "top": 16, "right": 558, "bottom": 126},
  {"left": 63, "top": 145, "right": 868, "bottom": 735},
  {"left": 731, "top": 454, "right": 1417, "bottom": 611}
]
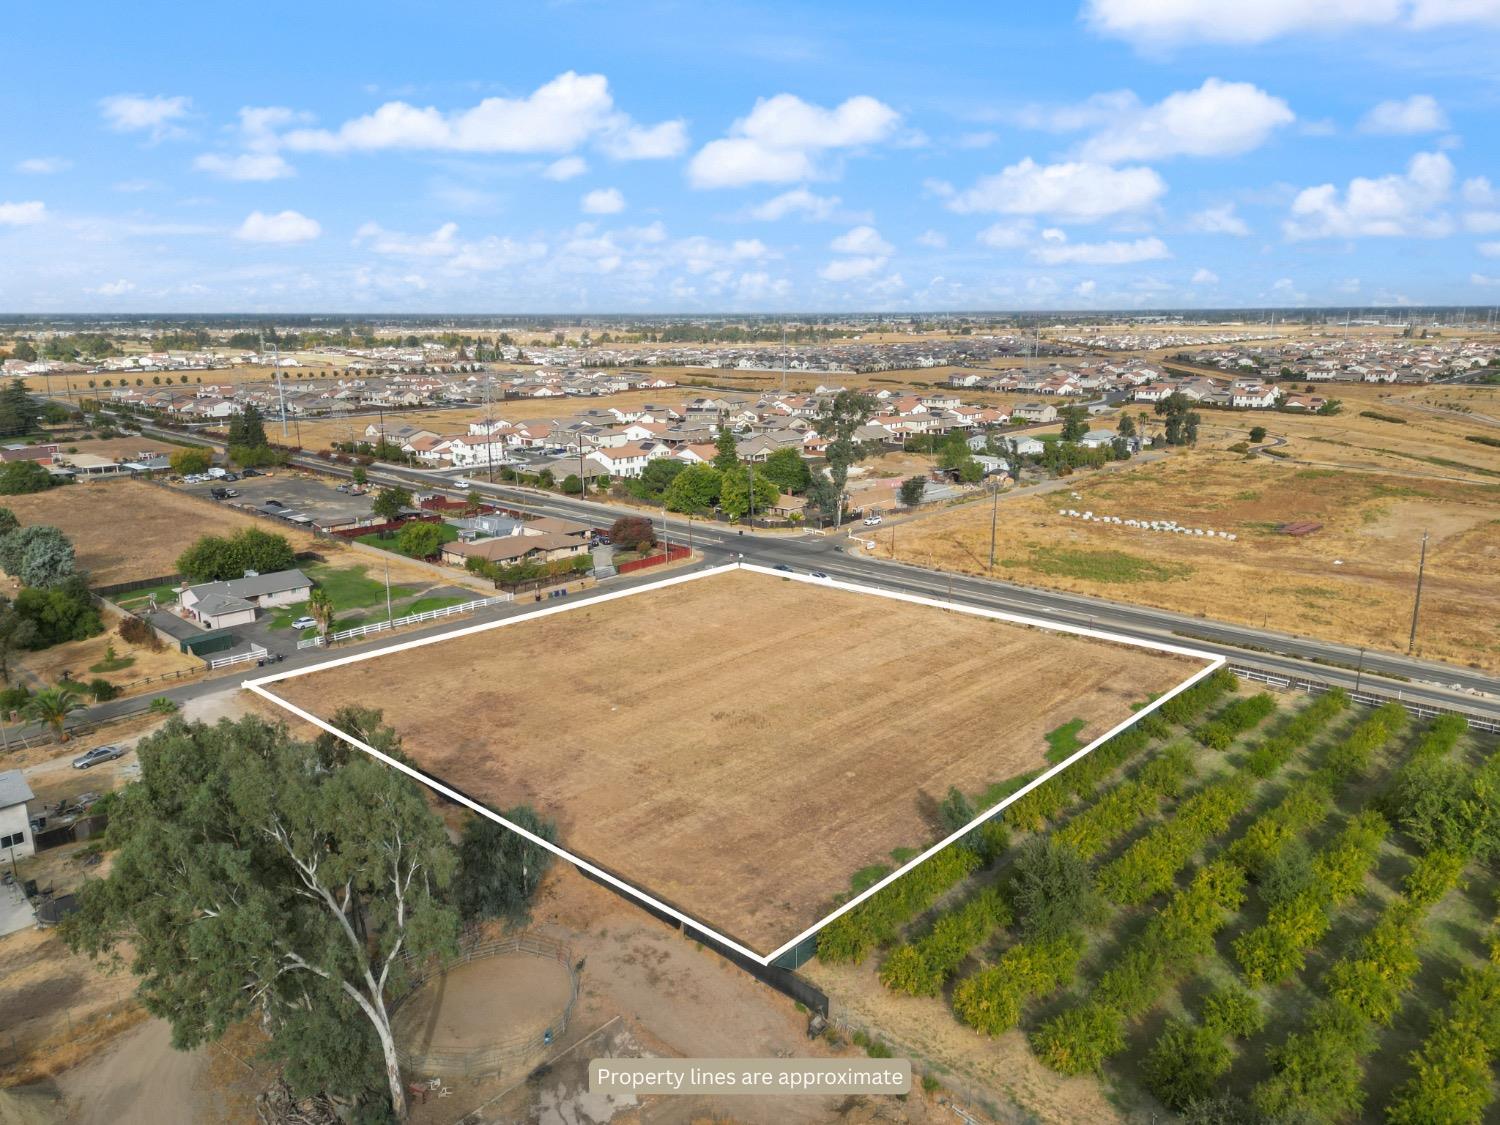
[
  {"left": 1144, "top": 1020, "right": 1233, "bottom": 1110},
  {"left": 1193, "top": 693, "right": 1276, "bottom": 749},
  {"left": 879, "top": 887, "right": 1010, "bottom": 997},
  {"left": 1387, "top": 963, "right": 1500, "bottom": 1125},
  {"left": 1254, "top": 999, "right": 1375, "bottom": 1122},
  {"left": 1158, "top": 668, "right": 1237, "bottom": 726},
  {"left": 1097, "top": 777, "right": 1251, "bottom": 905},
  {"left": 817, "top": 845, "right": 982, "bottom": 964},
  {"left": 1201, "top": 982, "right": 1265, "bottom": 1039},
  {"left": 1031, "top": 1001, "right": 1126, "bottom": 1075},
  {"left": 950, "top": 934, "right": 1083, "bottom": 1036}
]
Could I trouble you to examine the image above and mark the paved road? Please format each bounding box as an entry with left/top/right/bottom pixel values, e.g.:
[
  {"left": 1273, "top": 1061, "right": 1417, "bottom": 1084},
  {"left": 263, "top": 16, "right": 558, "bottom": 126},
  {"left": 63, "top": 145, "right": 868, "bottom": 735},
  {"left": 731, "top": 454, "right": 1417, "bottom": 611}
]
[{"left": 42, "top": 419, "right": 1483, "bottom": 734}]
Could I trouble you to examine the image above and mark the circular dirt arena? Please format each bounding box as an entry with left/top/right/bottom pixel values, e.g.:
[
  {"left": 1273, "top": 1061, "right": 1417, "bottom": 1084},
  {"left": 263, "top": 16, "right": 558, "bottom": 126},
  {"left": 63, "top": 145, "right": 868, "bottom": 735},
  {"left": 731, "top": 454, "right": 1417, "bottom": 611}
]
[{"left": 393, "top": 937, "right": 577, "bottom": 1078}]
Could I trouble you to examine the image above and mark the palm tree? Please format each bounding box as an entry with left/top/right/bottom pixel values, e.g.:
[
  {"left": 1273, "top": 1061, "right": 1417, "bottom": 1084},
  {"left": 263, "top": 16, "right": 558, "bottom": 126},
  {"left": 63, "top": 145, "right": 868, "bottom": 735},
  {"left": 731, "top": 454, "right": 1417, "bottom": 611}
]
[
  {"left": 26, "top": 682, "right": 84, "bottom": 741},
  {"left": 307, "top": 588, "right": 335, "bottom": 636}
]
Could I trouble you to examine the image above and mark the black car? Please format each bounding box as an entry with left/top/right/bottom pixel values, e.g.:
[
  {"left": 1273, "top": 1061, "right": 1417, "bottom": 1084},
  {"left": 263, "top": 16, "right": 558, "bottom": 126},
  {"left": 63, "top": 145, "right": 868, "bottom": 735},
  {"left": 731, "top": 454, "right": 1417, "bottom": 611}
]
[
  {"left": 264, "top": 499, "right": 283, "bottom": 507},
  {"left": 241, "top": 468, "right": 264, "bottom": 477},
  {"left": 772, "top": 563, "right": 794, "bottom": 572},
  {"left": 221, "top": 472, "right": 239, "bottom": 482}
]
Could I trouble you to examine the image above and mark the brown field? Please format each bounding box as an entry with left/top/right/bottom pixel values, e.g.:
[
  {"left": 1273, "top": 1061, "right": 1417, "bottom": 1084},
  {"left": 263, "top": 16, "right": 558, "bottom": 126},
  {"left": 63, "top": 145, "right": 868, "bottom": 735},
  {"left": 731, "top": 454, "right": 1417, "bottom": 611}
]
[
  {"left": 3, "top": 480, "right": 321, "bottom": 586},
  {"left": 54, "top": 436, "right": 180, "bottom": 460},
  {"left": 272, "top": 568, "right": 1202, "bottom": 953},
  {"left": 16, "top": 603, "right": 202, "bottom": 695},
  {"left": 875, "top": 447, "right": 1500, "bottom": 671}
]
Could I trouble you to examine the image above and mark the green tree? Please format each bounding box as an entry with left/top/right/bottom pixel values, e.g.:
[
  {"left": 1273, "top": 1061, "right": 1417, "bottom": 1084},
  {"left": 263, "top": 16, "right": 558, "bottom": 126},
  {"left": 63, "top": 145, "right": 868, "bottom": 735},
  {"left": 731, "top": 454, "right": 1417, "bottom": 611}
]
[
  {"left": 0, "top": 602, "right": 38, "bottom": 681},
  {"left": 64, "top": 715, "right": 460, "bottom": 1118},
  {"left": 168, "top": 448, "right": 212, "bottom": 476},
  {"left": 0, "top": 508, "right": 17, "bottom": 537},
  {"left": 350, "top": 465, "right": 367, "bottom": 487},
  {"left": 712, "top": 427, "right": 739, "bottom": 470},
  {"left": 719, "top": 467, "right": 778, "bottom": 520},
  {"left": 663, "top": 463, "right": 721, "bottom": 513},
  {"left": 307, "top": 586, "right": 334, "bottom": 636},
  {"left": 561, "top": 473, "right": 583, "bottom": 494},
  {"left": 0, "top": 380, "right": 40, "bottom": 438},
  {"left": 12, "top": 577, "right": 101, "bottom": 647},
  {"left": 637, "top": 457, "right": 685, "bottom": 498},
  {"left": 17, "top": 525, "right": 76, "bottom": 587},
  {"left": 810, "top": 390, "right": 876, "bottom": 525},
  {"left": 1060, "top": 406, "right": 1089, "bottom": 442},
  {"left": 371, "top": 485, "right": 412, "bottom": 524},
  {"left": 176, "top": 528, "right": 297, "bottom": 583},
  {"left": 0, "top": 460, "right": 56, "bottom": 495},
  {"left": 759, "top": 446, "right": 812, "bottom": 494},
  {"left": 1249, "top": 425, "right": 1268, "bottom": 443},
  {"left": 10, "top": 340, "right": 36, "bottom": 362},
  {"left": 1011, "top": 838, "right": 1103, "bottom": 942},
  {"left": 454, "top": 807, "right": 557, "bottom": 924},
  {"left": 1117, "top": 414, "right": 1136, "bottom": 439},
  {"left": 899, "top": 476, "right": 926, "bottom": 506},
  {"left": 25, "top": 681, "right": 84, "bottom": 739},
  {"left": 395, "top": 520, "right": 444, "bottom": 559}
]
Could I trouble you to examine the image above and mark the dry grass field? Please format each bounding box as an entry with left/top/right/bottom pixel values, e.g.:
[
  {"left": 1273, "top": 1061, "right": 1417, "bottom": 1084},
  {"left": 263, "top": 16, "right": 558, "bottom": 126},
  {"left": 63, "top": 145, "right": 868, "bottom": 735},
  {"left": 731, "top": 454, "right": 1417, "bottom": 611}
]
[
  {"left": 3, "top": 480, "right": 322, "bottom": 586},
  {"left": 875, "top": 447, "right": 1500, "bottom": 671},
  {"left": 272, "top": 568, "right": 1202, "bottom": 954}
]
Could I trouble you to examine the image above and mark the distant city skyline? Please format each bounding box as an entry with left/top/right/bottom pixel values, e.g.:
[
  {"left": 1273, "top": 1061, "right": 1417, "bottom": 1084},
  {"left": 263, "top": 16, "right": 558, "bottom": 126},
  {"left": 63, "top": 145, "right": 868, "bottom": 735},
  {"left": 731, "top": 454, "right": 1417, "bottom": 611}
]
[{"left": 4, "top": 1, "right": 1500, "bottom": 313}]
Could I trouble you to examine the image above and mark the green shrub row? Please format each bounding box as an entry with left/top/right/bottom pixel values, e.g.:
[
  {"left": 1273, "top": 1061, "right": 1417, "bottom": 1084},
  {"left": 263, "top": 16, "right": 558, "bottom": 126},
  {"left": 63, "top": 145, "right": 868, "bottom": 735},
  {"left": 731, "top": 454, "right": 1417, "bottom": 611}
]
[
  {"left": 1321, "top": 701, "right": 1408, "bottom": 779},
  {"left": 950, "top": 933, "right": 1084, "bottom": 1036},
  {"left": 816, "top": 845, "right": 981, "bottom": 964},
  {"left": 1053, "top": 743, "right": 1195, "bottom": 860},
  {"left": 1387, "top": 959, "right": 1500, "bottom": 1125},
  {"left": 1096, "top": 777, "right": 1252, "bottom": 905},
  {"left": 1233, "top": 810, "right": 1388, "bottom": 985},
  {"left": 1242, "top": 688, "right": 1350, "bottom": 778},
  {"left": 1254, "top": 849, "right": 1467, "bottom": 1121},
  {"left": 1194, "top": 692, "right": 1277, "bottom": 750},
  {"left": 1228, "top": 779, "right": 1335, "bottom": 874},
  {"left": 1003, "top": 719, "right": 1162, "bottom": 832},
  {"left": 1033, "top": 861, "right": 1247, "bottom": 1075},
  {"left": 1158, "top": 668, "right": 1238, "bottom": 726},
  {"left": 879, "top": 886, "right": 1010, "bottom": 996}
]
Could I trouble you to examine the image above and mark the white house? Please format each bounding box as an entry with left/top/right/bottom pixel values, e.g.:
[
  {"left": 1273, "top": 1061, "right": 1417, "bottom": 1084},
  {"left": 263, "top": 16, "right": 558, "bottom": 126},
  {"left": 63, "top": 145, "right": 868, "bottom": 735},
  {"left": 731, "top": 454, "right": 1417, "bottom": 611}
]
[
  {"left": 445, "top": 435, "right": 509, "bottom": 468},
  {"left": 0, "top": 769, "right": 35, "bottom": 859},
  {"left": 586, "top": 442, "right": 667, "bottom": 478},
  {"left": 1231, "top": 382, "right": 1281, "bottom": 409},
  {"left": 180, "top": 568, "right": 313, "bottom": 630}
]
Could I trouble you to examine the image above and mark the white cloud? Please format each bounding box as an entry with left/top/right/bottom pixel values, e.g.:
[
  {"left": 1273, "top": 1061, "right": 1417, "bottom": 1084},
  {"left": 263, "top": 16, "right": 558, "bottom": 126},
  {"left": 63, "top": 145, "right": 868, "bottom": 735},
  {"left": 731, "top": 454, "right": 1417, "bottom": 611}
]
[
  {"left": 1013, "top": 91, "right": 1138, "bottom": 132},
  {"left": 1479, "top": 242, "right": 1500, "bottom": 256},
  {"left": 1465, "top": 211, "right": 1500, "bottom": 233},
  {"left": 1188, "top": 203, "right": 1251, "bottom": 235},
  {"left": 1030, "top": 234, "right": 1171, "bottom": 265},
  {"left": 1191, "top": 267, "right": 1220, "bottom": 284},
  {"left": 99, "top": 94, "right": 191, "bottom": 140},
  {"left": 1076, "top": 80, "right": 1294, "bottom": 162},
  {"left": 733, "top": 271, "right": 792, "bottom": 302},
  {"left": 819, "top": 255, "right": 886, "bottom": 281},
  {"left": 1359, "top": 95, "right": 1448, "bottom": 134},
  {"left": 916, "top": 229, "right": 948, "bottom": 248},
  {"left": 355, "top": 220, "right": 547, "bottom": 272},
  {"left": 829, "top": 225, "right": 892, "bottom": 255},
  {"left": 581, "top": 187, "right": 626, "bottom": 214},
  {"left": 279, "top": 72, "right": 677, "bottom": 159},
  {"left": 543, "top": 156, "right": 588, "bottom": 181},
  {"left": 688, "top": 93, "right": 900, "bottom": 188},
  {"left": 597, "top": 119, "right": 689, "bottom": 159},
  {"left": 976, "top": 220, "right": 1036, "bottom": 249},
  {"left": 194, "top": 152, "right": 295, "bottom": 181},
  {"left": 354, "top": 221, "right": 461, "bottom": 257},
  {"left": 0, "top": 201, "right": 47, "bottom": 226},
  {"left": 1076, "top": 279, "right": 1097, "bottom": 297},
  {"left": 748, "top": 187, "right": 842, "bottom": 221},
  {"left": 235, "top": 209, "right": 322, "bottom": 243},
  {"left": 945, "top": 158, "right": 1166, "bottom": 222},
  {"left": 1083, "top": 0, "right": 1500, "bottom": 46},
  {"left": 89, "top": 279, "right": 135, "bottom": 296},
  {"left": 1473, "top": 272, "right": 1500, "bottom": 286},
  {"left": 1284, "top": 151, "right": 1454, "bottom": 239},
  {"left": 16, "top": 157, "right": 69, "bottom": 174}
]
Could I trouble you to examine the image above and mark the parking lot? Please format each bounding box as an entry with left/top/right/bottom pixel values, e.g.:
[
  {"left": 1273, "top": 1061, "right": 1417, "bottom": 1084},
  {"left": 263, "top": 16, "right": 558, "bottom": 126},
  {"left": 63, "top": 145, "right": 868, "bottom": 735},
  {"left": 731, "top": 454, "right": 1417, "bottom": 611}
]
[{"left": 179, "top": 471, "right": 375, "bottom": 530}]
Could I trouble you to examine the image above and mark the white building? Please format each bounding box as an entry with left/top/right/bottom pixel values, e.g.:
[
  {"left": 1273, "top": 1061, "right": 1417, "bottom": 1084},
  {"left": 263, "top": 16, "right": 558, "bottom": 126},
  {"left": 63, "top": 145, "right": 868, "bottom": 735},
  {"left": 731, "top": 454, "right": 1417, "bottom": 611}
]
[{"left": 0, "top": 769, "right": 35, "bottom": 859}]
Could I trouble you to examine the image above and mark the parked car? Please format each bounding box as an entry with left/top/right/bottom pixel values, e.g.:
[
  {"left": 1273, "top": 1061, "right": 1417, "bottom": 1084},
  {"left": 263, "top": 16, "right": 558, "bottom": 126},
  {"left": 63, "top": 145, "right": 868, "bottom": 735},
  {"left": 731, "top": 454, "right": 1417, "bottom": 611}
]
[
  {"left": 772, "top": 563, "right": 794, "bottom": 573},
  {"left": 810, "top": 571, "right": 829, "bottom": 579},
  {"left": 221, "top": 472, "right": 239, "bottom": 482},
  {"left": 453, "top": 477, "right": 472, "bottom": 488},
  {"left": 291, "top": 616, "right": 318, "bottom": 630},
  {"left": 863, "top": 514, "right": 883, "bottom": 526},
  {"left": 264, "top": 499, "right": 283, "bottom": 508},
  {"left": 241, "top": 468, "right": 265, "bottom": 477},
  {"left": 336, "top": 483, "right": 350, "bottom": 493},
  {"left": 72, "top": 745, "right": 125, "bottom": 770}
]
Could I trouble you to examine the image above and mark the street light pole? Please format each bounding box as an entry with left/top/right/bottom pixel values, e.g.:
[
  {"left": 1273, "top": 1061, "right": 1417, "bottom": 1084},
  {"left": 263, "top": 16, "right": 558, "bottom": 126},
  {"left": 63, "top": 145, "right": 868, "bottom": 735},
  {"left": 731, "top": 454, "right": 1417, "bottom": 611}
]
[{"left": 988, "top": 478, "right": 1000, "bottom": 569}]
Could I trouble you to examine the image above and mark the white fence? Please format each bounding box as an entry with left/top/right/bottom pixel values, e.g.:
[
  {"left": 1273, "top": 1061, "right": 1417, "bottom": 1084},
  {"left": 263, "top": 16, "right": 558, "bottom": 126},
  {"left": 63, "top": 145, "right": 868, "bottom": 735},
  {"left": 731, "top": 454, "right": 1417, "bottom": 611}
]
[
  {"left": 296, "top": 594, "right": 510, "bottom": 650},
  {"left": 1230, "top": 664, "right": 1500, "bottom": 734},
  {"left": 209, "top": 644, "right": 268, "bottom": 670}
]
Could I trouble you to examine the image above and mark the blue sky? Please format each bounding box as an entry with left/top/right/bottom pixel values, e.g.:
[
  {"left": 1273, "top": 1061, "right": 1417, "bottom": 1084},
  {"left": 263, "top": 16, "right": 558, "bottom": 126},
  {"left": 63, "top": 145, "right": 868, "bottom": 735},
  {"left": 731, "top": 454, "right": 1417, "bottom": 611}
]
[{"left": 4, "top": 0, "right": 1500, "bottom": 313}]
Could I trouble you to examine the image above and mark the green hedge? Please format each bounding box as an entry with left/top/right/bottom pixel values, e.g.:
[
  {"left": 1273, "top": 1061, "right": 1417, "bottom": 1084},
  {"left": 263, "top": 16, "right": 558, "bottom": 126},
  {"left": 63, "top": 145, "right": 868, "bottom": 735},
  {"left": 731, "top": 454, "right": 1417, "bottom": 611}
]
[
  {"left": 1096, "top": 777, "right": 1252, "bottom": 905},
  {"left": 816, "top": 845, "right": 982, "bottom": 964},
  {"left": 879, "top": 887, "right": 1010, "bottom": 996},
  {"left": 1194, "top": 692, "right": 1277, "bottom": 750},
  {"left": 1053, "top": 743, "right": 1194, "bottom": 860},
  {"left": 950, "top": 933, "right": 1084, "bottom": 1036},
  {"left": 1387, "top": 960, "right": 1500, "bottom": 1125}
]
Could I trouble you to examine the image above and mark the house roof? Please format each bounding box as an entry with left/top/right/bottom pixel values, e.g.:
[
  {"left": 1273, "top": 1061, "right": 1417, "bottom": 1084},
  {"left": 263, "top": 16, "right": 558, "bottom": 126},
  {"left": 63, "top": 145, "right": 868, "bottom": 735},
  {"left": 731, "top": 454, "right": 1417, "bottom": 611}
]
[
  {"left": 191, "top": 591, "right": 258, "bottom": 618},
  {"left": 0, "top": 768, "right": 35, "bottom": 808},
  {"left": 185, "top": 568, "right": 311, "bottom": 604},
  {"left": 444, "top": 532, "right": 581, "bottom": 562}
]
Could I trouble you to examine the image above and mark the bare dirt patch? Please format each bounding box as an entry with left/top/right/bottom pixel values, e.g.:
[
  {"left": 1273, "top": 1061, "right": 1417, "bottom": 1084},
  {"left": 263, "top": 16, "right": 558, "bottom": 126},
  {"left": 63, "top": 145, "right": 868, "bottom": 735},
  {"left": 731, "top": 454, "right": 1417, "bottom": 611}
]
[
  {"left": 877, "top": 449, "right": 1500, "bottom": 671},
  {"left": 393, "top": 952, "right": 572, "bottom": 1056},
  {"left": 272, "top": 568, "right": 1200, "bottom": 954},
  {"left": 2, "top": 481, "right": 320, "bottom": 586}
]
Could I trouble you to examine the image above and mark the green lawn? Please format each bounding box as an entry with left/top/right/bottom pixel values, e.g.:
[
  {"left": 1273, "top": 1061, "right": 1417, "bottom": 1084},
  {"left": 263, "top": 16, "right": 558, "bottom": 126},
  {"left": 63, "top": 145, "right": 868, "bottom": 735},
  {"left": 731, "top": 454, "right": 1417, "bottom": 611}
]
[
  {"left": 1044, "top": 717, "right": 1088, "bottom": 763},
  {"left": 402, "top": 594, "right": 469, "bottom": 615},
  {"left": 352, "top": 522, "right": 460, "bottom": 559},
  {"left": 113, "top": 581, "right": 181, "bottom": 610},
  {"left": 266, "top": 563, "right": 420, "bottom": 631}
]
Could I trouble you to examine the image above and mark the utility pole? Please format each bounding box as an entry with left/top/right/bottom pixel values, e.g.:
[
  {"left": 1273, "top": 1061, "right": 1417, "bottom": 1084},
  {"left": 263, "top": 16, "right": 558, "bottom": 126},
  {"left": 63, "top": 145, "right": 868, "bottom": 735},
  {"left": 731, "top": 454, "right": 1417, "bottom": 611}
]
[
  {"left": 384, "top": 559, "right": 394, "bottom": 626},
  {"left": 1407, "top": 529, "right": 1429, "bottom": 655},
  {"left": 272, "top": 338, "right": 288, "bottom": 440},
  {"left": 988, "top": 478, "right": 1000, "bottom": 569}
]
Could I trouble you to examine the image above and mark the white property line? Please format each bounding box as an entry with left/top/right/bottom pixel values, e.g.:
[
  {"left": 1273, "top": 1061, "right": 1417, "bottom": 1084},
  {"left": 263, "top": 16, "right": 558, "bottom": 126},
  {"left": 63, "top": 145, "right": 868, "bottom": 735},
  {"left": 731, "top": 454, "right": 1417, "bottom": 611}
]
[{"left": 246, "top": 561, "right": 1221, "bottom": 968}]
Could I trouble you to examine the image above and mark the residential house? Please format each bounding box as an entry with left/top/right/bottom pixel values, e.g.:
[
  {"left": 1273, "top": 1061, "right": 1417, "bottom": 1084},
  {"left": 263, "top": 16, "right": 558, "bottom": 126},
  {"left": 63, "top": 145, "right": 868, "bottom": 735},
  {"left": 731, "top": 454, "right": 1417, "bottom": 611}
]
[
  {"left": 586, "top": 441, "right": 667, "bottom": 478},
  {"left": 179, "top": 568, "right": 313, "bottom": 630},
  {"left": 1011, "top": 402, "right": 1058, "bottom": 423},
  {"left": 0, "top": 769, "right": 35, "bottom": 859},
  {"left": 441, "top": 532, "right": 588, "bottom": 568}
]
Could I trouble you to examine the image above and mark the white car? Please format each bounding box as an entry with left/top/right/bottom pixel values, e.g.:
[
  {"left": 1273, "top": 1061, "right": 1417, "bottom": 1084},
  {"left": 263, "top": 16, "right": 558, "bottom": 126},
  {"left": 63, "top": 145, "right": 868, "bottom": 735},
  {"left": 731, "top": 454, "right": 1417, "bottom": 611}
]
[
  {"left": 291, "top": 616, "right": 318, "bottom": 630},
  {"left": 453, "top": 477, "right": 472, "bottom": 488},
  {"left": 863, "top": 514, "right": 883, "bottom": 526}
]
